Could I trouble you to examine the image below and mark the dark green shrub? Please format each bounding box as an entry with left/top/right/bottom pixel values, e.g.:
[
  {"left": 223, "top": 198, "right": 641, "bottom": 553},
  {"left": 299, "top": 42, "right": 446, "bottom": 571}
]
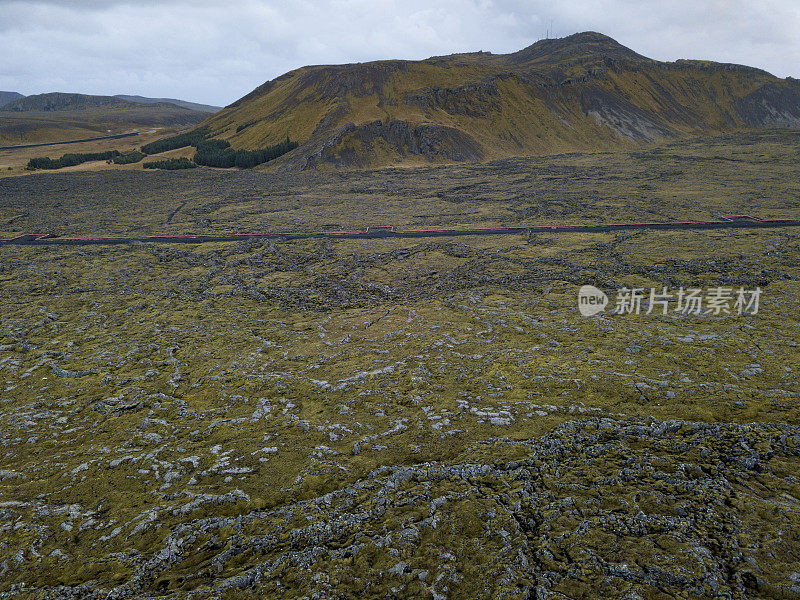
[
  {"left": 194, "top": 138, "right": 231, "bottom": 153},
  {"left": 27, "top": 150, "right": 121, "bottom": 170},
  {"left": 142, "top": 157, "right": 197, "bottom": 170},
  {"left": 140, "top": 127, "right": 297, "bottom": 170},
  {"left": 27, "top": 157, "right": 60, "bottom": 170},
  {"left": 141, "top": 127, "right": 210, "bottom": 154},
  {"left": 113, "top": 151, "right": 145, "bottom": 165},
  {"left": 193, "top": 137, "right": 298, "bottom": 168}
]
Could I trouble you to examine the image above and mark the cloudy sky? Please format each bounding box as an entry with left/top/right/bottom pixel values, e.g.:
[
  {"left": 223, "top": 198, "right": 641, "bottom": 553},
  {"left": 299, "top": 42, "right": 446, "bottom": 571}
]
[{"left": 1, "top": 0, "right": 798, "bottom": 107}]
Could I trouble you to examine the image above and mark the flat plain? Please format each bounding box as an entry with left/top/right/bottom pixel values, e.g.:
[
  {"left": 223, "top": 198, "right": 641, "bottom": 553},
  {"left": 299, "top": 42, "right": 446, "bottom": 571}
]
[{"left": 0, "top": 131, "right": 799, "bottom": 599}]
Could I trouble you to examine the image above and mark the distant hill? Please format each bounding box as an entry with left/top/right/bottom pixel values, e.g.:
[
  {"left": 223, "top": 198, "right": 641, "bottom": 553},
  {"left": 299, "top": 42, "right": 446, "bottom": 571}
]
[
  {"left": 0, "top": 92, "right": 208, "bottom": 145},
  {"left": 115, "top": 95, "right": 220, "bottom": 113},
  {"left": 0, "top": 91, "right": 24, "bottom": 108},
  {"left": 2, "top": 92, "right": 158, "bottom": 112},
  {"left": 196, "top": 31, "right": 800, "bottom": 170}
]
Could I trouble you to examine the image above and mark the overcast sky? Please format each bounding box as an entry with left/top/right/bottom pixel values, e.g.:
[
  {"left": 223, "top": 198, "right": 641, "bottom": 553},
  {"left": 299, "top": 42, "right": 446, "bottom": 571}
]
[{"left": 1, "top": 0, "right": 798, "bottom": 107}]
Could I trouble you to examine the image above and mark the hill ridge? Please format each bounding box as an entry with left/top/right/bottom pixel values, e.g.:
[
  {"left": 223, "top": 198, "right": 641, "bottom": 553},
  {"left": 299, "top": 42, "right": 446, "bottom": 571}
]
[
  {"left": 193, "top": 31, "right": 800, "bottom": 170},
  {"left": 2, "top": 92, "right": 220, "bottom": 114},
  {"left": 114, "top": 94, "right": 221, "bottom": 113},
  {"left": 0, "top": 92, "right": 210, "bottom": 146},
  {"left": 2, "top": 92, "right": 190, "bottom": 113},
  {"left": 0, "top": 91, "right": 24, "bottom": 108}
]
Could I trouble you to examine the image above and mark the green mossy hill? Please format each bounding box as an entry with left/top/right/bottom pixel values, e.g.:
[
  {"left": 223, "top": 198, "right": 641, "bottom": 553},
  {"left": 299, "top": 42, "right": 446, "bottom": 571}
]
[{"left": 196, "top": 31, "right": 800, "bottom": 170}]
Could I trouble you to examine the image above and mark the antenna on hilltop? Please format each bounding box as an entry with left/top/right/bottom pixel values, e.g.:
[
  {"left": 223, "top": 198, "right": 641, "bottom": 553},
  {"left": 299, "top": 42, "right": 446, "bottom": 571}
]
[{"left": 541, "top": 18, "right": 553, "bottom": 41}]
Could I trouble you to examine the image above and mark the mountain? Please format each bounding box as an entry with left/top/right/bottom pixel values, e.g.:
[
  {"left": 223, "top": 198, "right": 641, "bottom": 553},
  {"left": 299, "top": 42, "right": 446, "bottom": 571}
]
[
  {"left": 197, "top": 31, "right": 800, "bottom": 170},
  {"left": 114, "top": 94, "right": 220, "bottom": 113},
  {"left": 0, "top": 92, "right": 208, "bottom": 145},
  {"left": 2, "top": 92, "right": 219, "bottom": 114},
  {"left": 0, "top": 91, "right": 24, "bottom": 108},
  {"left": 2, "top": 92, "right": 167, "bottom": 112}
]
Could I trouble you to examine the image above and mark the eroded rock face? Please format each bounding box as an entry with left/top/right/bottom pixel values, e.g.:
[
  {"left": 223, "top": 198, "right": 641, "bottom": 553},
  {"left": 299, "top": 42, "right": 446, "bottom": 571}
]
[
  {"left": 404, "top": 80, "right": 501, "bottom": 118},
  {"left": 581, "top": 88, "right": 678, "bottom": 142},
  {"left": 733, "top": 81, "right": 800, "bottom": 128},
  {"left": 290, "top": 119, "right": 484, "bottom": 170}
]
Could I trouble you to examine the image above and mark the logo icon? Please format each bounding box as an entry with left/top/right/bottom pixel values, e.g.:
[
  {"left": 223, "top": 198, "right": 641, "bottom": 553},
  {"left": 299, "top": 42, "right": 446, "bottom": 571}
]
[{"left": 577, "top": 285, "right": 608, "bottom": 317}]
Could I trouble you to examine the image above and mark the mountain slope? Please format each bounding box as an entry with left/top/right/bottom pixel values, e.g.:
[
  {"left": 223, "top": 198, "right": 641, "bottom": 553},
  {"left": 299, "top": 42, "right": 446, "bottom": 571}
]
[
  {"left": 0, "top": 92, "right": 209, "bottom": 145},
  {"left": 115, "top": 94, "right": 221, "bottom": 113},
  {"left": 198, "top": 32, "right": 800, "bottom": 170},
  {"left": 0, "top": 91, "right": 24, "bottom": 109},
  {"left": 2, "top": 92, "right": 219, "bottom": 114},
  {"left": 3, "top": 92, "right": 171, "bottom": 112}
]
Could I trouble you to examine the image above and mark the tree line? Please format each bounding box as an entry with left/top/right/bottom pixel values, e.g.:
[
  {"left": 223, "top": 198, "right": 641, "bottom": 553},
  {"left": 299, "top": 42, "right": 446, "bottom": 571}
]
[
  {"left": 140, "top": 127, "right": 211, "bottom": 154},
  {"left": 112, "top": 151, "right": 145, "bottom": 165},
  {"left": 27, "top": 150, "right": 121, "bottom": 170},
  {"left": 25, "top": 128, "right": 298, "bottom": 171},
  {"left": 193, "top": 137, "right": 298, "bottom": 168},
  {"left": 142, "top": 157, "right": 197, "bottom": 170}
]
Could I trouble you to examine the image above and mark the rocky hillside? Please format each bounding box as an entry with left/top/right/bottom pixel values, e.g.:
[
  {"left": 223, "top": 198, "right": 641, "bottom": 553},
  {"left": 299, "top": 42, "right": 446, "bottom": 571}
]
[
  {"left": 199, "top": 32, "right": 800, "bottom": 170},
  {"left": 0, "top": 91, "right": 24, "bottom": 109}
]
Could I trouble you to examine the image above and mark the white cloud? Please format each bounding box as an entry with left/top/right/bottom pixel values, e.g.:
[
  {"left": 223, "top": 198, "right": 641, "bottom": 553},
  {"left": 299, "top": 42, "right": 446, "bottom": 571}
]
[{"left": 0, "top": 0, "right": 797, "bottom": 106}]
